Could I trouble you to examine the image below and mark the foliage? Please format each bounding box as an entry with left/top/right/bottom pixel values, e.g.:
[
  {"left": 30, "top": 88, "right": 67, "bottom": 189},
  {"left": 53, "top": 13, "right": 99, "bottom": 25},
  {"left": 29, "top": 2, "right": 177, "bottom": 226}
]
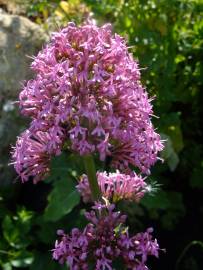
[
  {"left": 0, "top": 0, "right": 202, "bottom": 269},
  {"left": 43, "top": 154, "right": 80, "bottom": 222},
  {"left": 26, "top": 0, "right": 91, "bottom": 30},
  {"left": 0, "top": 207, "right": 34, "bottom": 269},
  {"left": 0, "top": 154, "right": 83, "bottom": 270}
]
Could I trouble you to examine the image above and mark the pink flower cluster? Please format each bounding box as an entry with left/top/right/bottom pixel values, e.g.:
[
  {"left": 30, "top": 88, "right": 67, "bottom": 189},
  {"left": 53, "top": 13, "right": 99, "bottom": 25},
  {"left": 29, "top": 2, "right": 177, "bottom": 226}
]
[
  {"left": 52, "top": 203, "right": 159, "bottom": 270},
  {"left": 77, "top": 170, "right": 147, "bottom": 203},
  {"left": 12, "top": 128, "right": 64, "bottom": 183},
  {"left": 12, "top": 22, "right": 163, "bottom": 182}
]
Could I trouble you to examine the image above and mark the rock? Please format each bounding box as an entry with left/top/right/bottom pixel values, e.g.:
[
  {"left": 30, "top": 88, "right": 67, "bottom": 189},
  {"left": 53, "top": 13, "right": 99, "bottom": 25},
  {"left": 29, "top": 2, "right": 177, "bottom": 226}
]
[
  {"left": 0, "top": 0, "right": 27, "bottom": 15},
  {"left": 0, "top": 13, "right": 48, "bottom": 186},
  {"left": 0, "top": 13, "right": 48, "bottom": 101}
]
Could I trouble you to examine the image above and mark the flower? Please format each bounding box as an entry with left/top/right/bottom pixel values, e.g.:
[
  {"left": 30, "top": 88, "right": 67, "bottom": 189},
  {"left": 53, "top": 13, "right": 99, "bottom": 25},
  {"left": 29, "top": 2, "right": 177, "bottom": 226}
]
[
  {"left": 52, "top": 203, "right": 159, "bottom": 270},
  {"left": 52, "top": 228, "right": 89, "bottom": 269},
  {"left": 77, "top": 170, "right": 147, "bottom": 203},
  {"left": 11, "top": 128, "right": 64, "bottom": 183},
  {"left": 13, "top": 22, "right": 163, "bottom": 182}
]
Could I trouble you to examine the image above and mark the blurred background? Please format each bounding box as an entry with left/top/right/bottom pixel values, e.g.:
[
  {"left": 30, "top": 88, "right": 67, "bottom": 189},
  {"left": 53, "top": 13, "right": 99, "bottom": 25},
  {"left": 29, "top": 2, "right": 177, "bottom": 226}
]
[{"left": 0, "top": 0, "right": 202, "bottom": 269}]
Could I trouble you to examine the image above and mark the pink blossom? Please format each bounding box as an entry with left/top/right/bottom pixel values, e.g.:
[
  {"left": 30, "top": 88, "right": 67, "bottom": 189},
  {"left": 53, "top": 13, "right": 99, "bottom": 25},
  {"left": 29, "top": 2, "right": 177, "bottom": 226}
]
[
  {"left": 12, "top": 129, "right": 64, "bottom": 183},
  {"left": 52, "top": 203, "right": 159, "bottom": 270},
  {"left": 77, "top": 171, "right": 147, "bottom": 203},
  {"left": 13, "top": 22, "right": 163, "bottom": 182}
]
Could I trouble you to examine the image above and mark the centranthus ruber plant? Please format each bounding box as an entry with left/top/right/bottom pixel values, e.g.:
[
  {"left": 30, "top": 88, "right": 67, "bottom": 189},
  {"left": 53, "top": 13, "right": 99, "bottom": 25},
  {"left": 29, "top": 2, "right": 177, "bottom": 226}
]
[{"left": 12, "top": 22, "right": 164, "bottom": 269}]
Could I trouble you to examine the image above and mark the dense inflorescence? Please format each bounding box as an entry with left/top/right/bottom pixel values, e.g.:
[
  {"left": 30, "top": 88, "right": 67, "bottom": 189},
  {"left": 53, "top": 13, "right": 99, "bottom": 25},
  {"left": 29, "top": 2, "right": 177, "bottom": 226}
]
[
  {"left": 52, "top": 203, "right": 159, "bottom": 270},
  {"left": 77, "top": 170, "right": 147, "bottom": 203},
  {"left": 12, "top": 22, "right": 163, "bottom": 182},
  {"left": 12, "top": 129, "right": 64, "bottom": 183}
]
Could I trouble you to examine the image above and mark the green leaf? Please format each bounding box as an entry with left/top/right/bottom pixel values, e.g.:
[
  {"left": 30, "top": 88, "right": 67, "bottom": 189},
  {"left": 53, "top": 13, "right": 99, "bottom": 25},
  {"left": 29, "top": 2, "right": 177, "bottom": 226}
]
[
  {"left": 2, "top": 209, "right": 33, "bottom": 249},
  {"left": 44, "top": 153, "right": 70, "bottom": 183},
  {"left": 45, "top": 153, "right": 82, "bottom": 183},
  {"left": 44, "top": 177, "right": 80, "bottom": 222},
  {"left": 2, "top": 216, "right": 20, "bottom": 248},
  {"left": 167, "top": 150, "right": 179, "bottom": 172},
  {"left": 16, "top": 208, "right": 33, "bottom": 235},
  {"left": 161, "top": 134, "right": 179, "bottom": 171},
  {"left": 175, "top": 54, "right": 186, "bottom": 64},
  {"left": 43, "top": 153, "right": 80, "bottom": 221},
  {"left": 11, "top": 251, "right": 34, "bottom": 268},
  {"left": 2, "top": 263, "right": 12, "bottom": 270}
]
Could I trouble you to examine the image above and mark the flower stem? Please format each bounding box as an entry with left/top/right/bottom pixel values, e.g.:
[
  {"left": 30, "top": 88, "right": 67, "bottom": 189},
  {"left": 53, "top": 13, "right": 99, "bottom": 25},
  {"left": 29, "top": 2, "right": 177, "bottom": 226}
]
[
  {"left": 83, "top": 155, "right": 101, "bottom": 201},
  {"left": 175, "top": 240, "right": 203, "bottom": 270}
]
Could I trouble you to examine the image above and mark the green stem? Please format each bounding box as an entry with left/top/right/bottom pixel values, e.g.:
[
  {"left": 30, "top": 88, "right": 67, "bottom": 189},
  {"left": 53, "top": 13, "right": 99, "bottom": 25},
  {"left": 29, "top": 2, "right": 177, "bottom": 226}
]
[
  {"left": 0, "top": 249, "right": 15, "bottom": 256},
  {"left": 175, "top": 240, "right": 203, "bottom": 270},
  {"left": 83, "top": 155, "right": 101, "bottom": 201}
]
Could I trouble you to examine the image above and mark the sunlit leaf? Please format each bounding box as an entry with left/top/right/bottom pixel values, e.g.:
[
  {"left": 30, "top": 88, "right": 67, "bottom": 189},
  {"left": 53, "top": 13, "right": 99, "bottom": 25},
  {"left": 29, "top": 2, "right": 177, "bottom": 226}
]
[
  {"left": 11, "top": 251, "right": 34, "bottom": 268},
  {"left": 44, "top": 177, "right": 80, "bottom": 222}
]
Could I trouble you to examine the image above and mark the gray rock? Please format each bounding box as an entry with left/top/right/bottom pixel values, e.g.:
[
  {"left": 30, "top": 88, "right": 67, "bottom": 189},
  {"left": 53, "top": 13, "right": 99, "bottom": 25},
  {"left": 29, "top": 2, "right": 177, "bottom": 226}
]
[
  {"left": 0, "top": 14, "right": 48, "bottom": 185},
  {"left": 0, "top": 13, "right": 48, "bottom": 100}
]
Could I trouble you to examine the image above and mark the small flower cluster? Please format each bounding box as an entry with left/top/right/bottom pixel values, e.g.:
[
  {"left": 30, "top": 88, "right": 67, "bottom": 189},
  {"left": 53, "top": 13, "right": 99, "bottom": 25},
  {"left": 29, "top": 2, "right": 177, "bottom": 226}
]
[
  {"left": 52, "top": 203, "right": 159, "bottom": 270},
  {"left": 12, "top": 128, "right": 64, "bottom": 183},
  {"left": 77, "top": 170, "right": 147, "bottom": 203},
  {"left": 12, "top": 22, "right": 163, "bottom": 183}
]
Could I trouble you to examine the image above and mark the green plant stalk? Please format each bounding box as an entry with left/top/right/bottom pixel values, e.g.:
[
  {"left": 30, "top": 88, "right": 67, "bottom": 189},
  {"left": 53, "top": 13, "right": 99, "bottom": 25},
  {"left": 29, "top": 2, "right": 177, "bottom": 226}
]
[
  {"left": 83, "top": 155, "right": 101, "bottom": 201},
  {"left": 175, "top": 240, "right": 203, "bottom": 270}
]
